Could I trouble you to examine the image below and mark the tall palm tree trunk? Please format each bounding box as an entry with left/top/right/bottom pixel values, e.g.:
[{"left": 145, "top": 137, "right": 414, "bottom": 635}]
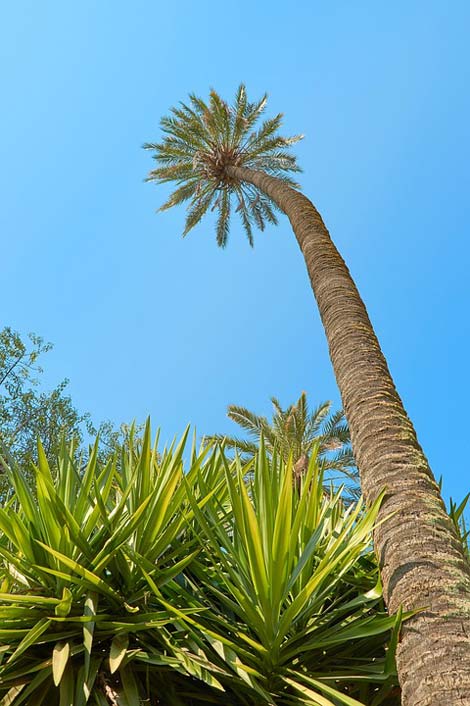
[{"left": 228, "top": 165, "right": 470, "bottom": 706}]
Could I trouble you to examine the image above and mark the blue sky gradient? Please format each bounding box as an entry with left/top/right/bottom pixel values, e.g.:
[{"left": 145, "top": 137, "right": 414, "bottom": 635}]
[{"left": 2, "top": 1, "right": 469, "bottom": 500}]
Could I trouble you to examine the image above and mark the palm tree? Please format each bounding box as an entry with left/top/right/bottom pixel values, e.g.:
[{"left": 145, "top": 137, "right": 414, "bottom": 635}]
[
  {"left": 205, "top": 392, "right": 358, "bottom": 496},
  {"left": 144, "top": 86, "right": 470, "bottom": 706}
]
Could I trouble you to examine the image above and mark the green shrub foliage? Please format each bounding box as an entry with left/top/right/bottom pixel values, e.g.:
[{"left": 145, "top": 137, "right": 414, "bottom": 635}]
[{"left": 0, "top": 424, "right": 402, "bottom": 705}]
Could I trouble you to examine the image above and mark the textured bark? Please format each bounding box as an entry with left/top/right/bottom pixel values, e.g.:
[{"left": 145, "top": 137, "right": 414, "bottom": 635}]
[{"left": 228, "top": 165, "right": 470, "bottom": 706}]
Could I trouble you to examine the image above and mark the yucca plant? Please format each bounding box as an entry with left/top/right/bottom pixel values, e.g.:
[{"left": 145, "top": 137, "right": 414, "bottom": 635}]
[
  {"left": 0, "top": 426, "right": 404, "bottom": 706},
  {"left": 161, "top": 442, "right": 406, "bottom": 706},
  {"left": 0, "top": 424, "right": 229, "bottom": 705}
]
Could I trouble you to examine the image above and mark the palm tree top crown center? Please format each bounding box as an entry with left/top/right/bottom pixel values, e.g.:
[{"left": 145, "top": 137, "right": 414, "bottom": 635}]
[
  {"left": 196, "top": 137, "right": 243, "bottom": 186},
  {"left": 144, "top": 84, "right": 303, "bottom": 246}
]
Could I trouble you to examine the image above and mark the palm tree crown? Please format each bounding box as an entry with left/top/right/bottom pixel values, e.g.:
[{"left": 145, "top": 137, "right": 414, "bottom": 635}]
[
  {"left": 144, "top": 85, "right": 303, "bottom": 246},
  {"left": 206, "top": 392, "right": 358, "bottom": 494}
]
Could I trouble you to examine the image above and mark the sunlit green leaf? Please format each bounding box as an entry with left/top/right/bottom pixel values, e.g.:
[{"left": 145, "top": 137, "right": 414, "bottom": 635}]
[
  {"left": 52, "top": 641, "right": 70, "bottom": 686},
  {"left": 109, "top": 633, "right": 129, "bottom": 674}
]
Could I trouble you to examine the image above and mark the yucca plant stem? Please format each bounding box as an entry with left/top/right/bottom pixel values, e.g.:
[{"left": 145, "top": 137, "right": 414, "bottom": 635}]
[{"left": 227, "top": 164, "right": 470, "bottom": 706}]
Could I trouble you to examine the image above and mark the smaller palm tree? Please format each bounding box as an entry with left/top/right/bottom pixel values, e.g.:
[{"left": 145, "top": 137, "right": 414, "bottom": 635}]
[{"left": 206, "top": 392, "right": 358, "bottom": 495}]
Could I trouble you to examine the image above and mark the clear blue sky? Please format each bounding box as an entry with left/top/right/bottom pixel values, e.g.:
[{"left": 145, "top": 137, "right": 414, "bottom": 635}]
[{"left": 2, "top": 1, "right": 469, "bottom": 500}]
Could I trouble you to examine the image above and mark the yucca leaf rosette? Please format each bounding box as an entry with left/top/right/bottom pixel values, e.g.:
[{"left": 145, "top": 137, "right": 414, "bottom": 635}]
[{"left": 0, "top": 427, "right": 404, "bottom": 705}]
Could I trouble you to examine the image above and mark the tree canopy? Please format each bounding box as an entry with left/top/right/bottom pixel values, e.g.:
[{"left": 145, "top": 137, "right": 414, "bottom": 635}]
[
  {"left": 0, "top": 327, "right": 125, "bottom": 483},
  {"left": 144, "top": 84, "right": 302, "bottom": 246}
]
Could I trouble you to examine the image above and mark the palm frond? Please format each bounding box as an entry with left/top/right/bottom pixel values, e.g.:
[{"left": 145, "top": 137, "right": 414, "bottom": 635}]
[
  {"left": 203, "top": 434, "right": 259, "bottom": 458},
  {"left": 159, "top": 181, "right": 199, "bottom": 212},
  {"left": 227, "top": 406, "right": 272, "bottom": 440},
  {"left": 183, "top": 188, "right": 216, "bottom": 237},
  {"left": 216, "top": 189, "right": 231, "bottom": 248}
]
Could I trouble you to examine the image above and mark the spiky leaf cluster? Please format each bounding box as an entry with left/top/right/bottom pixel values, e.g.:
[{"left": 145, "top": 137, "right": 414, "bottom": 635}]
[
  {"left": 144, "top": 85, "right": 303, "bottom": 246},
  {"left": 0, "top": 427, "right": 403, "bottom": 706}
]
